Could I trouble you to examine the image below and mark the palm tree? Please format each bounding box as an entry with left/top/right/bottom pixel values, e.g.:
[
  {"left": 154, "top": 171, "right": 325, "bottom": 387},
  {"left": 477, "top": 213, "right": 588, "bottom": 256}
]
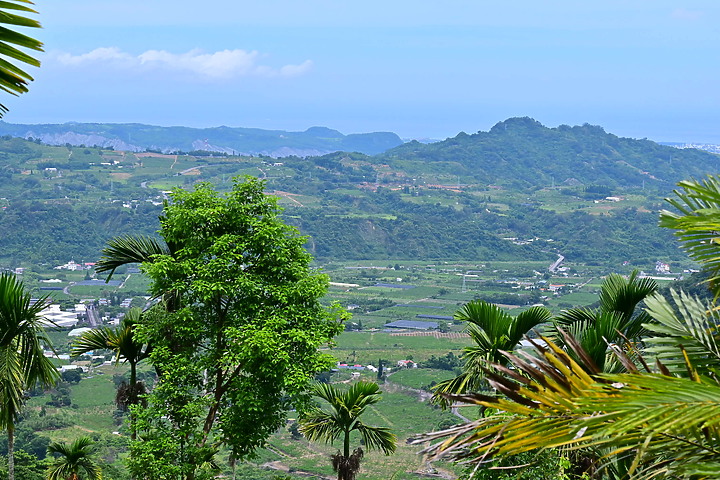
[
  {"left": 0, "top": 1, "right": 43, "bottom": 116},
  {"left": 419, "top": 177, "right": 720, "bottom": 479},
  {"left": 419, "top": 326, "right": 720, "bottom": 480},
  {"left": 299, "top": 381, "right": 397, "bottom": 480},
  {"left": 642, "top": 289, "right": 720, "bottom": 378},
  {"left": 432, "top": 301, "right": 551, "bottom": 404},
  {"left": 660, "top": 175, "right": 720, "bottom": 298},
  {"left": 72, "top": 307, "right": 151, "bottom": 438},
  {"left": 47, "top": 436, "right": 101, "bottom": 480},
  {"left": 0, "top": 273, "right": 58, "bottom": 480},
  {"left": 553, "top": 271, "right": 657, "bottom": 373}
]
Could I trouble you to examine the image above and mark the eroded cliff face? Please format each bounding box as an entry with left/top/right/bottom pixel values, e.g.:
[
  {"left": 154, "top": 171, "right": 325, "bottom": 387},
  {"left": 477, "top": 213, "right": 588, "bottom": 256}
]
[{"left": 0, "top": 121, "right": 403, "bottom": 157}]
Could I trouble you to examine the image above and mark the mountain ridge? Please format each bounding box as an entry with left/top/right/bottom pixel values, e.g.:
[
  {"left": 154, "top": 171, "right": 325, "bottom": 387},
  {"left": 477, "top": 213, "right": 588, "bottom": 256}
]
[
  {"left": 376, "top": 117, "right": 720, "bottom": 189},
  {"left": 0, "top": 121, "right": 404, "bottom": 157}
]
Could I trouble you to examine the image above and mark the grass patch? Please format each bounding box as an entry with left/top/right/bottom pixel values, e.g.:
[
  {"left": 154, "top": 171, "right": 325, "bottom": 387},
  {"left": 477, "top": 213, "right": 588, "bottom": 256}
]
[{"left": 389, "top": 368, "right": 456, "bottom": 390}]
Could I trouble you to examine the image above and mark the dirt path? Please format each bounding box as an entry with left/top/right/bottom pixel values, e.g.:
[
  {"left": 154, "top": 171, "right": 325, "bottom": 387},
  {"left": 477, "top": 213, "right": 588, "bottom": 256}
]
[{"left": 271, "top": 190, "right": 305, "bottom": 206}]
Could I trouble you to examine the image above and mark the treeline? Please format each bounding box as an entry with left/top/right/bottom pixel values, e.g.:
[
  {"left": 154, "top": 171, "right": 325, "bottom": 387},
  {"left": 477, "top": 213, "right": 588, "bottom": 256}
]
[
  {"left": 289, "top": 193, "right": 679, "bottom": 265},
  {"left": 0, "top": 202, "right": 160, "bottom": 265},
  {"left": 0, "top": 192, "right": 681, "bottom": 267}
]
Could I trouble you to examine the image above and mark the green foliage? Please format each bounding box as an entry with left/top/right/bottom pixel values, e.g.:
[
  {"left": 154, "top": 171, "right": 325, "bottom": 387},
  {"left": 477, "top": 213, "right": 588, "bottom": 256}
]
[
  {"left": 0, "top": 1, "right": 43, "bottom": 117},
  {"left": 72, "top": 308, "right": 152, "bottom": 438},
  {"left": 419, "top": 352, "right": 463, "bottom": 371},
  {"left": 120, "top": 177, "right": 344, "bottom": 479},
  {"left": 0, "top": 450, "right": 48, "bottom": 480},
  {"left": 643, "top": 289, "right": 720, "bottom": 379},
  {"left": 0, "top": 202, "right": 162, "bottom": 265},
  {"left": 660, "top": 175, "right": 720, "bottom": 298},
  {"left": 553, "top": 271, "right": 657, "bottom": 373},
  {"left": 381, "top": 117, "right": 718, "bottom": 190},
  {"left": 419, "top": 333, "right": 720, "bottom": 480},
  {"left": 47, "top": 436, "right": 101, "bottom": 480},
  {"left": 0, "top": 273, "right": 58, "bottom": 480},
  {"left": 432, "top": 302, "right": 551, "bottom": 404},
  {"left": 0, "top": 130, "right": 694, "bottom": 268},
  {"left": 461, "top": 449, "right": 570, "bottom": 480},
  {"left": 300, "top": 381, "right": 396, "bottom": 480}
]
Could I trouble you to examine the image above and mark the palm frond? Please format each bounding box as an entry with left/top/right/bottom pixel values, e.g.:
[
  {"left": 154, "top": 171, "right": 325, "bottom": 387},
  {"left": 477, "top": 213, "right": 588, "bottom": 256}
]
[
  {"left": 48, "top": 436, "right": 101, "bottom": 480},
  {"left": 660, "top": 176, "right": 720, "bottom": 298},
  {"left": 356, "top": 423, "right": 397, "bottom": 454},
  {"left": 95, "top": 234, "right": 171, "bottom": 279},
  {"left": 598, "top": 271, "right": 657, "bottom": 321},
  {"left": 299, "top": 381, "right": 396, "bottom": 459},
  {"left": 0, "top": 344, "right": 24, "bottom": 429},
  {"left": 418, "top": 332, "right": 720, "bottom": 480},
  {"left": 72, "top": 308, "right": 151, "bottom": 369},
  {"left": 299, "top": 409, "right": 345, "bottom": 444},
  {"left": 432, "top": 301, "right": 550, "bottom": 405},
  {"left": 0, "top": 273, "right": 57, "bottom": 431},
  {"left": 0, "top": 0, "right": 41, "bottom": 116},
  {"left": 643, "top": 289, "right": 720, "bottom": 377},
  {"left": 71, "top": 327, "right": 113, "bottom": 356},
  {"left": 552, "top": 272, "right": 657, "bottom": 373}
]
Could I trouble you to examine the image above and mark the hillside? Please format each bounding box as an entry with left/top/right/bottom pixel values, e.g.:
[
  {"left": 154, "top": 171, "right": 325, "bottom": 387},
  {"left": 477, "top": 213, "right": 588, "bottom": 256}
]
[
  {"left": 380, "top": 117, "right": 720, "bottom": 190},
  {"left": 0, "top": 121, "right": 403, "bottom": 157},
  {"left": 0, "top": 118, "right": 712, "bottom": 269}
]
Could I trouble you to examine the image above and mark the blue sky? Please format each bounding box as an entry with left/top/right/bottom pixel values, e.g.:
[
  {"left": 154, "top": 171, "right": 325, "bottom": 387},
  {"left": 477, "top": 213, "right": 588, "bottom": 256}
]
[{"left": 3, "top": 1, "right": 720, "bottom": 142}]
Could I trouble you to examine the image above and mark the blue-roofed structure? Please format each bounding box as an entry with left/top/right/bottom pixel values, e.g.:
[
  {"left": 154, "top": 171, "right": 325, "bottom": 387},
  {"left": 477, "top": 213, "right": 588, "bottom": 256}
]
[
  {"left": 384, "top": 320, "right": 439, "bottom": 330},
  {"left": 416, "top": 314, "right": 454, "bottom": 320},
  {"left": 76, "top": 279, "right": 122, "bottom": 287}
]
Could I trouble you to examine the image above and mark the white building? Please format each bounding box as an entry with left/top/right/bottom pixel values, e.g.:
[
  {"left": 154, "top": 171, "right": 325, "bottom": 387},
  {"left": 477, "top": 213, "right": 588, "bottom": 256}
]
[{"left": 41, "top": 305, "right": 79, "bottom": 328}]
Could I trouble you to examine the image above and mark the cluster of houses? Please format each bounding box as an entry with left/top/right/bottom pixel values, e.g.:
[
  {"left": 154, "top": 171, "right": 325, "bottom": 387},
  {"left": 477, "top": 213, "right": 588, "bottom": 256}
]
[
  {"left": 336, "top": 359, "right": 418, "bottom": 378},
  {"left": 54, "top": 260, "right": 95, "bottom": 271}
]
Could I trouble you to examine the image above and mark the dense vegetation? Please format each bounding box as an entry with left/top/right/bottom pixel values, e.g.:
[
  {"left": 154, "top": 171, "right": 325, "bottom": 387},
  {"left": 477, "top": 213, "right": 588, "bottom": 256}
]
[
  {"left": 0, "top": 117, "right": 708, "bottom": 269},
  {"left": 380, "top": 117, "right": 719, "bottom": 190}
]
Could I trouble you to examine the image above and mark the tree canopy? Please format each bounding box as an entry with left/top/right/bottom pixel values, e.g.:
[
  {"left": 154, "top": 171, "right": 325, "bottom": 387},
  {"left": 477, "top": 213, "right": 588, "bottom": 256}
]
[{"left": 117, "top": 177, "right": 344, "bottom": 479}]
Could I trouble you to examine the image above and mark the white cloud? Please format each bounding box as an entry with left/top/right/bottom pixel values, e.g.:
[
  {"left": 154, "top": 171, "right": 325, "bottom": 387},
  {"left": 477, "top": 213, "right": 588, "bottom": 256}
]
[
  {"left": 54, "top": 47, "right": 313, "bottom": 80},
  {"left": 56, "top": 47, "right": 134, "bottom": 66}
]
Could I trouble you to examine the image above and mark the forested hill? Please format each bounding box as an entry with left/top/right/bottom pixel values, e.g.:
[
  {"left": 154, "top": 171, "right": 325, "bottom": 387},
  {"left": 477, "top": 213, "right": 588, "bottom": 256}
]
[
  {"left": 0, "top": 121, "right": 403, "bottom": 157},
  {"left": 378, "top": 117, "right": 720, "bottom": 189},
  {"left": 0, "top": 119, "right": 712, "bottom": 268}
]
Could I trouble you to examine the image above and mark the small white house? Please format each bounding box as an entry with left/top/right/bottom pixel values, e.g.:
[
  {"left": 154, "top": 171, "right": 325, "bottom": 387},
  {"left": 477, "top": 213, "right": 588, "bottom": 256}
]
[
  {"left": 58, "top": 365, "right": 83, "bottom": 373},
  {"left": 397, "top": 360, "right": 417, "bottom": 369}
]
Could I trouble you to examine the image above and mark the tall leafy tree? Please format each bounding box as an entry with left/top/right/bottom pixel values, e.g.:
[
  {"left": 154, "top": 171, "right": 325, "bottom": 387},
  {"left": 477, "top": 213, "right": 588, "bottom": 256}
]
[
  {"left": 46, "top": 436, "right": 101, "bottom": 480},
  {"left": 0, "top": 0, "right": 43, "bottom": 116},
  {"left": 71, "top": 307, "right": 152, "bottom": 439},
  {"left": 0, "top": 273, "right": 58, "bottom": 480},
  {"left": 120, "top": 177, "right": 344, "bottom": 479},
  {"left": 300, "top": 381, "right": 396, "bottom": 480}
]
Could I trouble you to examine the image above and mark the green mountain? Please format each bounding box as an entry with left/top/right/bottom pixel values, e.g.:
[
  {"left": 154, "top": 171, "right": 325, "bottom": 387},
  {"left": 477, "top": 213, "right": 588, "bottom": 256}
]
[
  {"left": 379, "top": 117, "right": 719, "bottom": 189},
  {"left": 0, "top": 118, "right": 714, "bottom": 268},
  {"left": 0, "top": 121, "right": 403, "bottom": 157}
]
